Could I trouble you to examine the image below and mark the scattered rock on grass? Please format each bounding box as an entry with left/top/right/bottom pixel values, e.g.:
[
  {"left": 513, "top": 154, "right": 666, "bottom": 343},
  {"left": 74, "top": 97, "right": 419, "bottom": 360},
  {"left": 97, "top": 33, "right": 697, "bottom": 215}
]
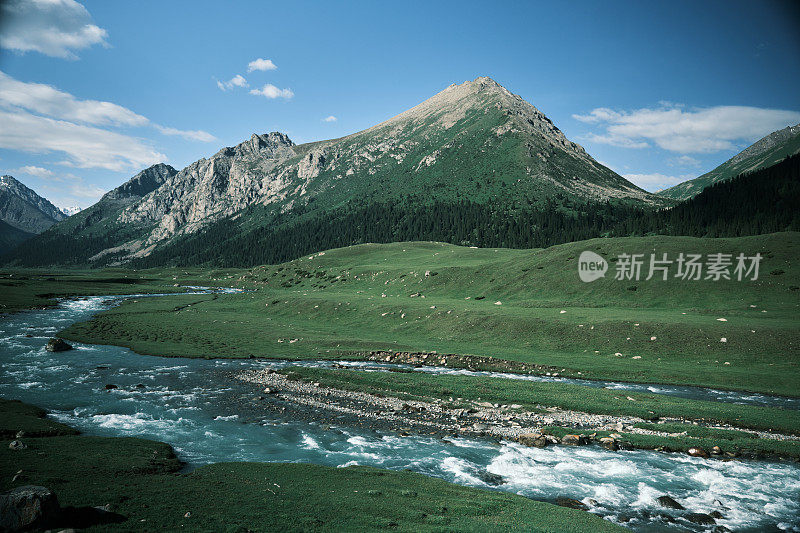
[{"left": 0, "top": 485, "right": 60, "bottom": 531}]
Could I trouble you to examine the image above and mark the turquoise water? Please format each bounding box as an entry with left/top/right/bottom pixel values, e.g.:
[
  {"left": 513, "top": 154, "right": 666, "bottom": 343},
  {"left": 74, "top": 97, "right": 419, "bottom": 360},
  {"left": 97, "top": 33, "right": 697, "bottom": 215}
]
[{"left": 1, "top": 294, "right": 799, "bottom": 532}]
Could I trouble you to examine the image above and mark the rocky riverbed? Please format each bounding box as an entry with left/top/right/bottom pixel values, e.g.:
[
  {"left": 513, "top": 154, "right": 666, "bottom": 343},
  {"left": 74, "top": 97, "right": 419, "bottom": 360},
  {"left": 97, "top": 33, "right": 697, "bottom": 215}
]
[{"left": 236, "top": 368, "right": 800, "bottom": 460}]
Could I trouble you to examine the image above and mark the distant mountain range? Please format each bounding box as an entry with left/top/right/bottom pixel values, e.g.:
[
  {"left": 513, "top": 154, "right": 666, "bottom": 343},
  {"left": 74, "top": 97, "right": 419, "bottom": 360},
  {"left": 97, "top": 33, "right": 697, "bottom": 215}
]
[
  {"left": 4, "top": 78, "right": 798, "bottom": 267},
  {"left": 659, "top": 123, "right": 800, "bottom": 200},
  {"left": 5, "top": 77, "right": 667, "bottom": 267},
  {"left": 0, "top": 175, "right": 67, "bottom": 252}
]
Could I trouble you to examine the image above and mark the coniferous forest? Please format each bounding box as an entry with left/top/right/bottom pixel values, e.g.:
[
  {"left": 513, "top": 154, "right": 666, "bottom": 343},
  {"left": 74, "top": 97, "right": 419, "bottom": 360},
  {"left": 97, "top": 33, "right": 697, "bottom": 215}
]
[{"left": 4, "top": 155, "right": 798, "bottom": 268}]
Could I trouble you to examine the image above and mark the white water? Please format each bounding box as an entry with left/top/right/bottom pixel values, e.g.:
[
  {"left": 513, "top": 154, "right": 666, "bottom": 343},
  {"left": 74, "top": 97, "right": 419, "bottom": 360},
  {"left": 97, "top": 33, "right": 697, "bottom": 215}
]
[{"left": 1, "top": 293, "right": 798, "bottom": 531}]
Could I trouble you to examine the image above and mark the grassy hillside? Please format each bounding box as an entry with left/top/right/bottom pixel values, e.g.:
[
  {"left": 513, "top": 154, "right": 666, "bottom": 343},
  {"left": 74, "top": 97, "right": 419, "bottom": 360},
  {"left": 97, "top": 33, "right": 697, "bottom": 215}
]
[
  {"left": 0, "top": 398, "right": 622, "bottom": 532},
  {"left": 0, "top": 219, "right": 33, "bottom": 254},
  {"left": 60, "top": 232, "right": 800, "bottom": 396},
  {"left": 660, "top": 129, "right": 800, "bottom": 200}
]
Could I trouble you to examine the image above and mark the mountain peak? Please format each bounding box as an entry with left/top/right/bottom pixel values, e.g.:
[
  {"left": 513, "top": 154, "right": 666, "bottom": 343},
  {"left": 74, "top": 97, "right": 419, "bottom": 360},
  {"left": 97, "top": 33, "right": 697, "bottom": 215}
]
[
  {"left": 102, "top": 163, "right": 177, "bottom": 201},
  {"left": 0, "top": 174, "right": 66, "bottom": 233}
]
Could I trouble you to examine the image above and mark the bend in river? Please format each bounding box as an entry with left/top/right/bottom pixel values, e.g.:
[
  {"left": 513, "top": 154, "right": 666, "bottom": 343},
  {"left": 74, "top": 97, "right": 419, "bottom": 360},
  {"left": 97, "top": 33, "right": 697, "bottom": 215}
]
[{"left": 1, "top": 294, "right": 799, "bottom": 532}]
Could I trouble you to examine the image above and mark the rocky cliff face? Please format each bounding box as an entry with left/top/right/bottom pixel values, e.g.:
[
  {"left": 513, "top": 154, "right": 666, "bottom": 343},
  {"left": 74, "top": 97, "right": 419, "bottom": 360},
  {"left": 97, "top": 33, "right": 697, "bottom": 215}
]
[
  {"left": 0, "top": 175, "right": 66, "bottom": 233},
  {"left": 118, "top": 133, "right": 296, "bottom": 246},
  {"left": 102, "top": 163, "right": 177, "bottom": 202}
]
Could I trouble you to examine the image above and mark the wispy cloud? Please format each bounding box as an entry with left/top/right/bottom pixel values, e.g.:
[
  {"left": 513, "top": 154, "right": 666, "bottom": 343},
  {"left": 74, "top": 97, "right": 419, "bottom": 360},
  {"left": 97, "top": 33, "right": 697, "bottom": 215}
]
[
  {"left": 624, "top": 172, "right": 694, "bottom": 191},
  {"left": 155, "top": 125, "right": 216, "bottom": 142},
  {"left": 12, "top": 165, "right": 54, "bottom": 178},
  {"left": 0, "top": 109, "right": 166, "bottom": 171},
  {"left": 0, "top": 71, "right": 147, "bottom": 126},
  {"left": 247, "top": 58, "right": 277, "bottom": 72},
  {"left": 0, "top": 71, "right": 215, "bottom": 171},
  {"left": 668, "top": 155, "right": 701, "bottom": 167},
  {"left": 322, "top": 115, "right": 337, "bottom": 123},
  {"left": 36, "top": 172, "right": 106, "bottom": 209},
  {"left": 250, "top": 84, "right": 294, "bottom": 100},
  {"left": 574, "top": 103, "right": 800, "bottom": 154},
  {"left": 0, "top": 0, "right": 109, "bottom": 59},
  {"left": 216, "top": 74, "right": 248, "bottom": 91}
]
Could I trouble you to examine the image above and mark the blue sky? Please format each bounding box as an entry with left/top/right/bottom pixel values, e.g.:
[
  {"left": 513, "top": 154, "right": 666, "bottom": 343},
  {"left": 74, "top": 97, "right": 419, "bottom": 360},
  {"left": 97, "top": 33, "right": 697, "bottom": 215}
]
[{"left": 1, "top": 0, "right": 799, "bottom": 209}]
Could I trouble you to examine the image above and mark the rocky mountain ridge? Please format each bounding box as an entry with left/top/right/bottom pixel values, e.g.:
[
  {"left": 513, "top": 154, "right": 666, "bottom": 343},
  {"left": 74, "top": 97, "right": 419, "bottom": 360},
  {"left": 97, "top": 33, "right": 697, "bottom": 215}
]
[
  {"left": 6, "top": 77, "right": 668, "bottom": 267},
  {"left": 0, "top": 175, "right": 66, "bottom": 233}
]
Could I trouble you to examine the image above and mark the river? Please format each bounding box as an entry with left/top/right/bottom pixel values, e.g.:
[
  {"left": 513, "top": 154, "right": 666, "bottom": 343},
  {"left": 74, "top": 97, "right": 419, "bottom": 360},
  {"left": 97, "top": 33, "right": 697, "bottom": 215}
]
[{"left": 1, "top": 293, "right": 798, "bottom": 532}]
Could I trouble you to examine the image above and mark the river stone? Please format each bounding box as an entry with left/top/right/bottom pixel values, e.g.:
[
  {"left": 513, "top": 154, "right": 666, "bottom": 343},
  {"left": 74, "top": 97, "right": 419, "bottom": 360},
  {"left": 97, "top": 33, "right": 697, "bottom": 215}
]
[
  {"left": 45, "top": 338, "right": 72, "bottom": 352},
  {"left": 476, "top": 470, "right": 505, "bottom": 486},
  {"left": 710, "top": 446, "right": 722, "bottom": 455},
  {"left": 0, "top": 485, "right": 61, "bottom": 531},
  {"left": 561, "top": 434, "right": 586, "bottom": 446},
  {"left": 517, "top": 433, "right": 548, "bottom": 448},
  {"left": 9, "top": 440, "right": 26, "bottom": 450},
  {"left": 555, "top": 497, "right": 588, "bottom": 510},
  {"left": 656, "top": 495, "right": 685, "bottom": 510},
  {"left": 686, "top": 512, "right": 716, "bottom": 525},
  {"left": 688, "top": 447, "right": 710, "bottom": 458},
  {"left": 599, "top": 437, "right": 618, "bottom": 451}
]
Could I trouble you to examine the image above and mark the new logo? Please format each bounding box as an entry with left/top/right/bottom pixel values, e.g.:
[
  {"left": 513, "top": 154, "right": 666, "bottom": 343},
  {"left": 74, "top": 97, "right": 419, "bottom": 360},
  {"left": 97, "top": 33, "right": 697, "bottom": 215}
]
[{"left": 578, "top": 251, "right": 607, "bottom": 282}]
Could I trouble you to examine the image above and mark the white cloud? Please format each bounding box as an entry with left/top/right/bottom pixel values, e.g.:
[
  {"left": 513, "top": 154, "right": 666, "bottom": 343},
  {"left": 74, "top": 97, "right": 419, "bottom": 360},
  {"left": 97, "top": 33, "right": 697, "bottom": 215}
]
[
  {"left": 624, "top": 172, "right": 694, "bottom": 191},
  {"left": 12, "top": 165, "right": 53, "bottom": 178},
  {"left": 573, "top": 103, "right": 800, "bottom": 154},
  {"left": 249, "top": 84, "right": 294, "bottom": 100},
  {"left": 0, "top": 71, "right": 147, "bottom": 126},
  {"left": 0, "top": 0, "right": 109, "bottom": 59},
  {"left": 0, "top": 71, "right": 214, "bottom": 170},
  {"left": 37, "top": 173, "right": 105, "bottom": 208},
  {"left": 247, "top": 58, "right": 277, "bottom": 72},
  {"left": 668, "top": 155, "right": 701, "bottom": 167},
  {"left": 0, "top": 108, "right": 166, "bottom": 171},
  {"left": 155, "top": 125, "right": 216, "bottom": 142},
  {"left": 216, "top": 74, "right": 248, "bottom": 91},
  {"left": 322, "top": 115, "right": 337, "bottom": 122}
]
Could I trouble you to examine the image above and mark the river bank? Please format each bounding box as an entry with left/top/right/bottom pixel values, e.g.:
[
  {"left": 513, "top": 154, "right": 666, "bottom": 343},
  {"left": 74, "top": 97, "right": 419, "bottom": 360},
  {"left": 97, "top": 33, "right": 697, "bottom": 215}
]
[{"left": 237, "top": 367, "right": 800, "bottom": 462}]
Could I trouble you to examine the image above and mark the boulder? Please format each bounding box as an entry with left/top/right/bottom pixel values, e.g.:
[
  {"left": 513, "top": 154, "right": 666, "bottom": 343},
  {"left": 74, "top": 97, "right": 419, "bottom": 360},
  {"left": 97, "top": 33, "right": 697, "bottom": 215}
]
[
  {"left": 517, "top": 433, "right": 548, "bottom": 448},
  {"left": 599, "top": 437, "right": 618, "bottom": 451},
  {"left": 656, "top": 495, "right": 685, "bottom": 510},
  {"left": 0, "top": 485, "right": 60, "bottom": 531},
  {"left": 686, "top": 512, "right": 716, "bottom": 525},
  {"left": 45, "top": 338, "right": 72, "bottom": 352},
  {"left": 555, "top": 497, "right": 588, "bottom": 511},
  {"left": 561, "top": 434, "right": 586, "bottom": 446},
  {"left": 476, "top": 470, "right": 505, "bottom": 486},
  {"left": 8, "top": 440, "right": 26, "bottom": 450},
  {"left": 687, "top": 447, "right": 710, "bottom": 458},
  {"left": 710, "top": 446, "right": 722, "bottom": 455}
]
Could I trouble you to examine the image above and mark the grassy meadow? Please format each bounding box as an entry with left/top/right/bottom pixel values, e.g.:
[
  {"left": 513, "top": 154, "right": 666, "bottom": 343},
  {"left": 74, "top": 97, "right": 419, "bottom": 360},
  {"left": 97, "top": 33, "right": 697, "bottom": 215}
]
[{"left": 57, "top": 232, "right": 800, "bottom": 396}]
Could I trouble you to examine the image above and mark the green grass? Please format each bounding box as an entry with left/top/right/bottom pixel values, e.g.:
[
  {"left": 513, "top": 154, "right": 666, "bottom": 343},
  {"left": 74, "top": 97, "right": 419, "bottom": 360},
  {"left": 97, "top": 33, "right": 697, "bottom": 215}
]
[
  {"left": 0, "top": 267, "right": 250, "bottom": 314},
  {"left": 0, "top": 398, "right": 623, "bottom": 532},
  {"left": 58, "top": 233, "right": 800, "bottom": 396},
  {"left": 279, "top": 366, "right": 800, "bottom": 436}
]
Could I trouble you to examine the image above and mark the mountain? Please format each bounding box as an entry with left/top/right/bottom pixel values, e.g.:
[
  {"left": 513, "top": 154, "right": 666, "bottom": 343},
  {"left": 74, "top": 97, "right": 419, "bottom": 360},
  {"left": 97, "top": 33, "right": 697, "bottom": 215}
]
[
  {"left": 0, "top": 175, "right": 66, "bottom": 233},
  {"left": 614, "top": 153, "right": 800, "bottom": 237},
  {"left": 659, "top": 123, "right": 800, "bottom": 200},
  {"left": 6, "top": 77, "right": 667, "bottom": 267},
  {"left": 0, "top": 219, "right": 34, "bottom": 251}
]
